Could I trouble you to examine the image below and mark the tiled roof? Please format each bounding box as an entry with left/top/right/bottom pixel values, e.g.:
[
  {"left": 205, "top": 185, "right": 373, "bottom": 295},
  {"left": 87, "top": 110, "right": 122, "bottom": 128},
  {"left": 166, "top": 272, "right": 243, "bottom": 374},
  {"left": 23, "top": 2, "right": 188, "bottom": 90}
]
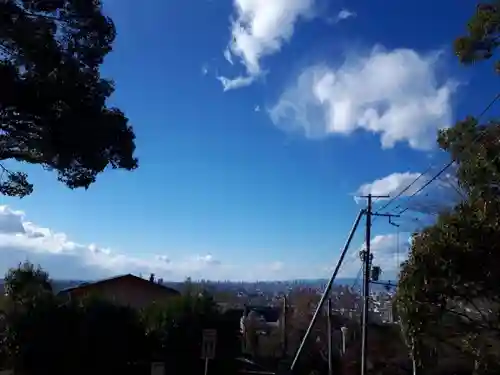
[{"left": 57, "top": 274, "right": 180, "bottom": 295}]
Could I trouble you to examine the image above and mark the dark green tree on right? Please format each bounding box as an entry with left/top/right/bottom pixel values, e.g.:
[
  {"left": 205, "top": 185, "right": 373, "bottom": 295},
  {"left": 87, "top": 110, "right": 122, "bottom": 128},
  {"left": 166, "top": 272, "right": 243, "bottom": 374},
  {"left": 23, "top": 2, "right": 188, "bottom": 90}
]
[{"left": 396, "top": 3, "right": 500, "bottom": 375}]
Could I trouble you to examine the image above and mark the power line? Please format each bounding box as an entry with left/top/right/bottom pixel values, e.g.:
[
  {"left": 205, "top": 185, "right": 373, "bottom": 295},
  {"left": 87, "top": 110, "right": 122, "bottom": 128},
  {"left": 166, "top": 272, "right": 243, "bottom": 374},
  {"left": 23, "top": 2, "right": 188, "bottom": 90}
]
[
  {"left": 389, "top": 161, "right": 452, "bottom": 215},
  {"left": 373, "top": 92, "right": 500, "bottom": 216},
  {"left": 351, "top": 266, "right": 362, "bottom": 291},
  {"left": 373, "top": 167, "right": 432, "bottom": 215},
  {"left": 369, "top": 94, "right": 500, "bottom": 293}
]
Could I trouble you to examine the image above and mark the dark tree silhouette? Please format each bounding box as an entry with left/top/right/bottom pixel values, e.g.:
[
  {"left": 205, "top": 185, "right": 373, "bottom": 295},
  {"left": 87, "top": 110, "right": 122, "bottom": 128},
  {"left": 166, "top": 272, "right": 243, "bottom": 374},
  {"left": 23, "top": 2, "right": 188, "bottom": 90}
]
[
  {"left": 396, "top": 4, "right": 500, "bottom": 371},
  {"left": 0, "top": 0, "right": 138, "bottom": 197},
  {"left": 4, "top": 261, "right": 52, "bottom": 306},
  {"left": 455, "top": 1, "right": 500, "bottom": 73}
]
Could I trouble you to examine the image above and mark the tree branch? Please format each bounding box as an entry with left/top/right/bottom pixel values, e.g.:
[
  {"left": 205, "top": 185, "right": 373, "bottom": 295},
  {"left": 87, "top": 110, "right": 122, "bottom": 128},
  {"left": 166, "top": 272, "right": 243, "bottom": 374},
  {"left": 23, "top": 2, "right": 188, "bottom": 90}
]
[{"left": 453, "top": 293, "right": 497, "bottom": 329}]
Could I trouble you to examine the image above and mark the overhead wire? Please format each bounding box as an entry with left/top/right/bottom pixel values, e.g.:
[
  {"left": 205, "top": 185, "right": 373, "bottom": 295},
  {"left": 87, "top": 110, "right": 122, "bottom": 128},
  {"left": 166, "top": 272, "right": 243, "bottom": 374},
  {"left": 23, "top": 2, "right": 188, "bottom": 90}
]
[
  {"left": 396, "top": 228, "right": 400, "bottom": 270},
  {"left": 347, "top": 265, "right": 363, "bottom": 320},
  {"left": 351, "top": 266, "right": 362, "bottom": 292},
  {"left": 366, "top": 92, "right": 499, "bottom": 292},
  {"left": 373, "top": 92, "right": 500, "bottom": 217},
  {"left": 363, "top": 94, "right": 500, "bottom": 295},
  {"left": 388, "top": 161, "right": 453, "bottom": 216}
]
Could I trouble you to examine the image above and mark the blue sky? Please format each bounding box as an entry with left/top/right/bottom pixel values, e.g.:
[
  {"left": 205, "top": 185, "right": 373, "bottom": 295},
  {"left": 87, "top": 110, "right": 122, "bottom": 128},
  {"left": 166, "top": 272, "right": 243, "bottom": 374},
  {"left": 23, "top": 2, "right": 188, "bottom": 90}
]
[{"left": 0, "top": 0, "right": 496, "bottom": 281}]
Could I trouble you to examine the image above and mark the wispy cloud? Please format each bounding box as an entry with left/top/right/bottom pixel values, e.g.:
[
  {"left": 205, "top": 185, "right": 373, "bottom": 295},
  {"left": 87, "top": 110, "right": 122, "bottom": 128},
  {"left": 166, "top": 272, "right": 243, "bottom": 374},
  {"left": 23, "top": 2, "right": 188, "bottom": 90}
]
[
  {"left": 218, "top": 0, "right": 316, "bottom": 91},
  {"left": 0, "top": 206, "right": 316, "bottom": 281},
  {"left": 269, "top": 46, "right": 458, "bottom": 150},
  {"left": 223, "top": 48, "right": 234, "bottom": 65},
  {"left": 217, "top": 75, "right": 255, "bottom": 91},
  {"left": 328, "top": 9, "right": 356, "bottom": 24}
]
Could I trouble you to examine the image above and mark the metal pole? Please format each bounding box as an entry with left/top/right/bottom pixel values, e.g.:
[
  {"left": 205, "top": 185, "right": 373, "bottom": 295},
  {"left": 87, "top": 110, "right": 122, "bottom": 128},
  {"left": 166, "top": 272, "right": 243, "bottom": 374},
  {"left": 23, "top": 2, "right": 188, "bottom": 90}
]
[
  {"left": 290, "top": 209, "right": 365, "bottom": 372},
  {"left": 327, "top": 298, "right": 333, "bottom": 375},
  {"left": 282, "top": 295, "right": 288, "bottom": 358},
  {"left": 204, "top": 358, "right": 209, "bottom": 375},
  {"left": 341, "top": 327, "right": 348, "bottom": 355},
  {"left": 361, "top": 195, "right": 372, "bottom": 375}
]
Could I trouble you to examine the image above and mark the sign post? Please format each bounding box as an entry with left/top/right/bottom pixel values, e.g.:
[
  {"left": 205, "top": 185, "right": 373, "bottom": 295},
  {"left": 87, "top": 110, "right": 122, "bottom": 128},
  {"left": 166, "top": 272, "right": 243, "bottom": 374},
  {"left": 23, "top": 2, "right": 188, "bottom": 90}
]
[{"left": 201, "top": 329, "right": 217, "bottom": 375}]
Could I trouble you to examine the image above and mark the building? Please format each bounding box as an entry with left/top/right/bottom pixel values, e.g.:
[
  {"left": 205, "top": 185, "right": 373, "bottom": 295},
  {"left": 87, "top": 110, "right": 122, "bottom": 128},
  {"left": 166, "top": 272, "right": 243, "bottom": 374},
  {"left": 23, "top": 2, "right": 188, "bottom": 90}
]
[
  {"left": 241, "top": 305, "right": 282, "bottom": 335},
  {"left": 240, "top": 305, "right": 284, "bottom": 356},
  {"left": 379, "top": 301, "right": 394, "bottom": 323},
  {"left": 57, "top": 274, "right": 181, "bottom": 310}
]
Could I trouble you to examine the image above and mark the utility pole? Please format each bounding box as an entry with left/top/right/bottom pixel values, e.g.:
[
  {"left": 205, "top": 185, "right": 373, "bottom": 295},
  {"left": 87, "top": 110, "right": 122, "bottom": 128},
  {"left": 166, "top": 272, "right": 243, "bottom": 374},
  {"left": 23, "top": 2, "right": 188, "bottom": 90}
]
[
  {"left": 359, "top": 194, "right": 394, "bottom": 375},
  {"left": 327, "top": 298, "right": 333, "bottom": 375},
  {"left": 290, "top": 210, "right": 365, "bottom": 372},
  {"left": 340, "top": 326, "right": 348, "bottom": 355},
  {"left": 289, "top": 206, "right": 398, "bottom": 374},
  {"left": 282, "top": 295, "right": 287, "bottom": 358}
]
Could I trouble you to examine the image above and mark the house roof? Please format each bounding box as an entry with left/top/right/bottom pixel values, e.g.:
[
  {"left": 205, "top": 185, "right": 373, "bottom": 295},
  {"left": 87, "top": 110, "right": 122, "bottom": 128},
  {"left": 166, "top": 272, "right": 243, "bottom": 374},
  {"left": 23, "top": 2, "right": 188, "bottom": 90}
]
[
  {"left": 245, "top": 305, "right": 281, "bottom": 323},
  {"left": 57, "top": 274, "right": 180, "bottom": 296}
]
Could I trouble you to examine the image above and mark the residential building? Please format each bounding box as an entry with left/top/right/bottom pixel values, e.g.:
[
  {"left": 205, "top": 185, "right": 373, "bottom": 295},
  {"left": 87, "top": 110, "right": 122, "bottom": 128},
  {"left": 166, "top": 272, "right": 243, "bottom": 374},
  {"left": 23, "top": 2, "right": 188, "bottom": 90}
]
[
  {"left": 240, "top": 305, "right": 282, "bottom": 334},
  {"left": 57, "top": 274, "right": 180, "bottom": 310}
]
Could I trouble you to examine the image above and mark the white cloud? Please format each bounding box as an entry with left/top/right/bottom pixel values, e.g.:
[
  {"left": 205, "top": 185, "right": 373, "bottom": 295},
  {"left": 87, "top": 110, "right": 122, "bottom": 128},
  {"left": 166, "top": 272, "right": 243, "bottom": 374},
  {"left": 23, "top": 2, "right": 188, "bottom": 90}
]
[
  {"left": 1, "top": 206, "right": 397, "bottom": 282},
  {"left": 269, "top": 261, "right": 284, "bottom": 272},
  {"left": 367, "top": 233, "right": 410, "bottom": 277},
  {"left": 269, "top": 46, "right": 457, "bottom": 150},
  {"left": 328, "top": 9, "right": 356, "bottom": 24},
  {"left": 355, "top": 172, "right": 429, "bottom": 202},
  {"left": 337, "top": 9, "right": 356, "bottom": 21},
  {"left": 217, "top": 75, "right": 256, "bottom": 91},
  {"left": 193, "top": 254, "right": 220, "bottom": 266},
  {"left": 219, "top": 0, "right": 316, "bottom": 90},
  {"left": 223, "top": 48, "right": 234, "bottom": 65},
  {"left": 0, "top": 206, "right": 26, "bottom": 234},
  {"left": 155, "top": 255, "right": 170, "bottom": 263},
  {"left": 0, "top": 206, "right": 309, "bottom": 281},
  {"left": 339, "top": 233, "right": 411, "bottom": 280},
  {"left": 354, "top": 170, "right": 464, "bottom": 216}
]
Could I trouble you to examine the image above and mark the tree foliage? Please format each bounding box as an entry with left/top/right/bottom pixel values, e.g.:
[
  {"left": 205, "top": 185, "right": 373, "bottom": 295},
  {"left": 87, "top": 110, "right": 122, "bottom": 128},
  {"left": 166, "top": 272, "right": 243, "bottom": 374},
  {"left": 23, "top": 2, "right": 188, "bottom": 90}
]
[
  {"left": 455, "top": 1, "right": 500, "bottom": 72},
  {"left": 0, "top": 264, "right": 247, "bottom": 375},
  {"left": 0, "top": 262, "right": 151, "bottom": 374},
  {"left": 142, "top": 292, "right": 241, "bottom": 375},
  {"left": 396, "top": 148, "right": 500, "bottom": 371},
  {"left": 2, "top": 297, "right": 150, "bottom": 375},
  {"left": 4, "top": 261, "right": 53, "bottom": 306},
  {"left": 396, "top": 4, "right": 500, "bottom": 373},
  {"left": 0, "top": 0, "right": 138, "bottom": 197}
]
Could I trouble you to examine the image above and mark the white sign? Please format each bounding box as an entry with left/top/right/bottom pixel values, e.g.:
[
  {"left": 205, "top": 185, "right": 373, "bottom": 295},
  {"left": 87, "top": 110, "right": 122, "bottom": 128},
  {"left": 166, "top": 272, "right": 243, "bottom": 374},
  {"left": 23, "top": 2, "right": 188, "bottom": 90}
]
[
  {"left": 201, "top": 329, "right": 217, "bottom": 359},
  {"left": 151, "top": 362, "right": 164, "bottom": 375}
]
